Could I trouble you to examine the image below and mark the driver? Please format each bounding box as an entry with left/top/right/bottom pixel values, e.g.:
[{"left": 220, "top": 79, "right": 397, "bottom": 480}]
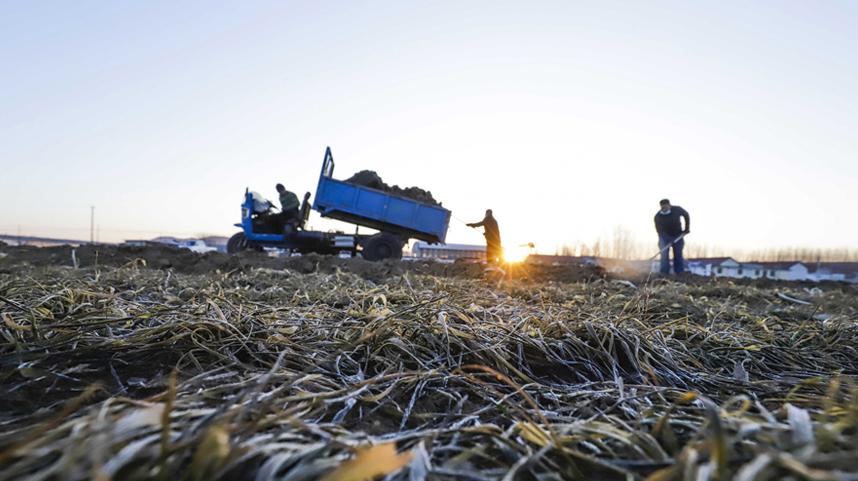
[{"left": 276, "top": 184, "right": 300, "bottom": 221}]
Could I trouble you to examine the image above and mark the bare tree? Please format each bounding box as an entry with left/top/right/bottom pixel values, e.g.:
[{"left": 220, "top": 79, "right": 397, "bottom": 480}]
[
  {"left": 554, "top": 234, "right": 858, "bottom": 263},
  {"left": 611, "top": 226, "right": 633, "bottom": 260},
  {"left": 741, "top": 247, "right": 858, "bottom": 263},
  {"left": 555, "top": 243, "right": 575, "bottom": 256}
]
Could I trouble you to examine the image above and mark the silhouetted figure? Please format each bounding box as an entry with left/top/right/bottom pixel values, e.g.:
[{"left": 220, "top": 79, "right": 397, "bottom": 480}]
[
  {"left": 276, "top": 183, "right": 300, "bottom": 230},
  {"left": 468, "top": 209, "right": 502, "bottom": 264},
  {"left": 654, "top": 199, "right": 690, "bottom": 274}
]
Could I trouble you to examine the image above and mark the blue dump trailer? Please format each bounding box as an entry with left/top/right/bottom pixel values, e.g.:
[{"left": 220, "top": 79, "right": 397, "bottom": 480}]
[{"left": 227, "top": 147, "right": 451, "bottom": 261}]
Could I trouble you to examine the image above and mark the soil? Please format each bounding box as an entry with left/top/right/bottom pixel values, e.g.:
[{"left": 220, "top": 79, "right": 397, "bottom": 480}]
[
  {"left": 345, "top": 170, "right": 441, "bottom": 206},
  {"left": 0, "top": 244, "right": 601, "bottom": 284},
  {"left": 3, "top": 244, "right": 853, "bottom": 291}
]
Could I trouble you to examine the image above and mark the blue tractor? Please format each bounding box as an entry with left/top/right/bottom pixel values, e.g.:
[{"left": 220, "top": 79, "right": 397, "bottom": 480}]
[{"left": 227, "top": 147, "right": 451, "bottom": 261}]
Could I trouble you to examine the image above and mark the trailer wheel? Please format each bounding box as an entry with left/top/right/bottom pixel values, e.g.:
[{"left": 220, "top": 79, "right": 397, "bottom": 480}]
[
  {"left": 362, "top": 233, "right": 403, "bottom": 261},
  {"left": 227, "top": 232, "right": 249, "bottom": 254}
]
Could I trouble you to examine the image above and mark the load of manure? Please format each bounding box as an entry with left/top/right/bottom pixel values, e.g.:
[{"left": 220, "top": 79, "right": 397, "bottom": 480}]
[{"left": 345, "top": 170, "right": 441, "bottom": 206}]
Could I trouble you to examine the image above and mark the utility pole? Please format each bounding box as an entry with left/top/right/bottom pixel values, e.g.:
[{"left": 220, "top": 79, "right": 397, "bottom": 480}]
[{"left": 90, "top": 206, "right": 95, "bottom": 244}]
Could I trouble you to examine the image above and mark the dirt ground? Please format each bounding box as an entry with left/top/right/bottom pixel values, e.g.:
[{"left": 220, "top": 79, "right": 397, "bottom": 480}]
[
  {"left": 2, "top": 243, "right": 858, "bottom": 480},
  {"left": 0, "top": 243, "right": 602, "bottom": 283},
  {"left": 2, "top": 243, "right": 854, "bottom": 292}
]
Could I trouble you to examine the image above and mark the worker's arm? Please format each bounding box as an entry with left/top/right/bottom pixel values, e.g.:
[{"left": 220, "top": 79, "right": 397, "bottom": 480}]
[
  {"left": 653, "top": 214, "right": 660, "bottom": 234},
  {"left": 678, "top": 207, "right": 690, "bottom": 234},
  {"left": 467, "top": 219, "right": 486, "bottom": 228}
]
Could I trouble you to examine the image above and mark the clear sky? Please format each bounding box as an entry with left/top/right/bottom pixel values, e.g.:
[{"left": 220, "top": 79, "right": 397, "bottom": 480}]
[{"left": 2, "top": 0, "right": 856, "bottom": 254}]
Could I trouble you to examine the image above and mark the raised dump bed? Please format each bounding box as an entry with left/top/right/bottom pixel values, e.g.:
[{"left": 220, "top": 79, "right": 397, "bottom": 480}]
[{"left": 312, "top": 147, "right": 451, "bottom": 244}]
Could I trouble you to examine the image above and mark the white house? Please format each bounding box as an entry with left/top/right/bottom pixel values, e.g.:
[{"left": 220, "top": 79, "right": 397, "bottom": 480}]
[
  {"left": 687, "top": 258, "right": 811, "bottom": 281},
  {"left": 805, "top": 262, "right": 858, "bottom": 282},
  {"left": 714, "top": 259, "right": 764, "bottom": 279},
  {"left": 688, "top": 258, "right": 767, "bottom": 278},
  {"left": 686, "top": 259, "right": 858, "bottom": 282},
  {"left": 757, "top": 262, "right": 809, "bottom": 281},
  {"left": 810, "top": 268, "right": 846, "bottom": 282},
  {"left": 687, "top": 257, "right": 735, "bottom": 277}
]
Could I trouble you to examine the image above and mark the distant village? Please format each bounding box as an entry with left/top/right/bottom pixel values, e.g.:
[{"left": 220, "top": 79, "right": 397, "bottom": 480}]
[
  {"left": 412, "top": 242, "right": 858, "bottom": 283},
  {"left": 3, "top": 234, "right": 856, "bottom": 283}
]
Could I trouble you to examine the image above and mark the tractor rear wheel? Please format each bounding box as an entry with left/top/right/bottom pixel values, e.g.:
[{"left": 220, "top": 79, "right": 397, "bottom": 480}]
[
  {"left": 361, "top": 233, "right": 404, "bottom": 261},
  {"left": 227, "top": 232, "right": 249, "bottom": 254}
]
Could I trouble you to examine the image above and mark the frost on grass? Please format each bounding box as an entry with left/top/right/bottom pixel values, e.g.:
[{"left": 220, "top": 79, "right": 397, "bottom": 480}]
[{"left": 1, "top": 261, "right": 858, "bottom": 480}]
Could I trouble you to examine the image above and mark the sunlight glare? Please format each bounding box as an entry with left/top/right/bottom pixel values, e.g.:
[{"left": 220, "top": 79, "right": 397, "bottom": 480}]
[{"left": 503, "top": 245, "right": 531, "bottom": 263}]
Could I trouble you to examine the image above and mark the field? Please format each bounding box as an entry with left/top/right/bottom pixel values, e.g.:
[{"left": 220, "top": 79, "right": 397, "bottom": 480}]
[{"left": 2, "top": 244, "right": 858, "bottom": 480}]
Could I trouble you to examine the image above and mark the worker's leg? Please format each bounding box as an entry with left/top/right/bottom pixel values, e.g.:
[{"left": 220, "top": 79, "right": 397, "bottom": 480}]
[
  {"left": 282, "top": 209, "right": 299, "bottom": 222},
  {"left": 281, "top": 209, "right": 300, "bottom": 233},
  {"left": 487, "top": 244, "right": 501, "bottom": 264},
  {"left": 658, "top": 238, "right": 671, "bottom": 274},
  {"left": 672, "top": 238, "right": 685, "bottom": 273}
]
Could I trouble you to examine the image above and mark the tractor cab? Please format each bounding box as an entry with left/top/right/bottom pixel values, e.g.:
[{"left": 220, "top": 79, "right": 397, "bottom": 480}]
[
  {"left": 237, "top": 189, "right": 312, "bottom": 236},
  {"left": 228, "top": 188, "right": 315, "bottom": 254}
]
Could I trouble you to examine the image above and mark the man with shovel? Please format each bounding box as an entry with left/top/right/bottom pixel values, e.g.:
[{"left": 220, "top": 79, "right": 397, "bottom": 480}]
[
  {"left": 654, "top": 199, "right": 690, "bottom": 274},
  {"left": 468, "top": 209, "right": 502, "bottom": 264}
]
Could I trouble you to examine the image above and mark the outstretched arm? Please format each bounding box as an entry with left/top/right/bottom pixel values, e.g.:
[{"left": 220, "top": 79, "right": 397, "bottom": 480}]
[{"left": 467, "top": 219, "right": 486, "bottom": 228}]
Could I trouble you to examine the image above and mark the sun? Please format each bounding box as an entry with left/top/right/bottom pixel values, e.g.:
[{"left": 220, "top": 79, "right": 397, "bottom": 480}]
[{"left": 503, "top": 245, "right": 531, "bottom": 263}]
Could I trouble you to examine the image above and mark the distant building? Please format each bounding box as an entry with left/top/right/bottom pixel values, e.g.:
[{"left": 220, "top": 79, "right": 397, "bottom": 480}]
[
  {"left": 685, "top": 258, "right": 858, "bottom": 283},
  {"left": 687, "top": 258, "right": 805, "bottom": 280},
  {"left": 686, "top": 257, "right": 734, "bottom": 277},
  {"left": 410, "top": 242, "right": 486, "bottom": 261},
  {"left": 756, "top": 262, "right": 810, "bottom": 281},
  {"left": 805, "top": 262, "right": 858, "bottom": 282}
]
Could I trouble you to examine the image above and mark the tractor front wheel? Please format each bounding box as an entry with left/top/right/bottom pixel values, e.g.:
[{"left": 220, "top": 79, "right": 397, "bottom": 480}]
[{"left": 227, "top": 232, "right": 249, "bottom": 254}]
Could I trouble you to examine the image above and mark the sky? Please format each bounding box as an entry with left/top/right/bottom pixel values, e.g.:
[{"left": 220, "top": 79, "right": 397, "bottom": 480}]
[{"left": 2, "top": 0, "right": 857, "bottom": 255}]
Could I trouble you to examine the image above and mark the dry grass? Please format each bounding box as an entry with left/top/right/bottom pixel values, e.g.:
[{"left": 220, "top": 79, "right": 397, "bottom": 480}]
[{"left": 1, "top": 261, "right": 858, "bottom": 480}]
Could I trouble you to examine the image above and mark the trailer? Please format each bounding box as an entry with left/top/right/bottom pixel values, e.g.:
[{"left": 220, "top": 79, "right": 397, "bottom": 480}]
[{"left": 227, "top": 147, "right": 451, "bottom": 261}]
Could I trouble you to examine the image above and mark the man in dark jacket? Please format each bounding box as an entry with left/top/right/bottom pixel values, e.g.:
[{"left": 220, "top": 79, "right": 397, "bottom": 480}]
[
  {"left": 276, "top": 184, "right": 301, "bottom": 232},
  {"left": 654, "top": 199, "right": 690, "bottom": 274},
  {"left": 276, "top": 183, "right": 300, "bottom": 216},
  {"left": 468, "top": 210, "right": 502, "bottom": 264}
]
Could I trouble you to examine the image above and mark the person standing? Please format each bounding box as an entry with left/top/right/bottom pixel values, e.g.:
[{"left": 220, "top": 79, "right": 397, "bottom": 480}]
[
  {"left": 467, "top": 209, "right": 502, "bottom": 264},
  {"left": 654, "top": 199, "right": 690, "bottom": 274}
]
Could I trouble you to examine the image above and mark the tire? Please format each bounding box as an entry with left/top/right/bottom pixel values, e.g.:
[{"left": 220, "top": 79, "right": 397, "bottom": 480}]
[
  {"left": 362, "top": 233, "right": 404, "bottom": 261},
  {"left": 227, "top": 232, "right": 249, "bottom": 254}
]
